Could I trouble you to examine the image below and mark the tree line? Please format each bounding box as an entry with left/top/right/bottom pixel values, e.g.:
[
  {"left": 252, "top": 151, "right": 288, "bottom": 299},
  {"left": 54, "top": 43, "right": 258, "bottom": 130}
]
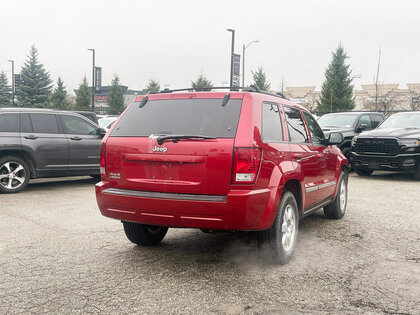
[{"left": 6, "top": 44, "right": 402, "bottom": 115}]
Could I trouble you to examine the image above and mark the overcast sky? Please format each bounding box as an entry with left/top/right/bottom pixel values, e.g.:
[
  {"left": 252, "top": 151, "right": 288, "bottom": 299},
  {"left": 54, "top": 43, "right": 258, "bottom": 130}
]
[{"left": 1, "top": 0, "right": 420, "bottom": 94}]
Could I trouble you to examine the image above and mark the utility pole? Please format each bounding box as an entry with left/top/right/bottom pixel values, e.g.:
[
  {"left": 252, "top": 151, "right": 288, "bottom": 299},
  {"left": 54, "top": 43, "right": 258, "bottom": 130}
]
[
  {"left": 88, "top": 49, "right": 95, "bottom": 112},
  {"left": 7, "top": 60, "right": 14, "bottom": 107},
  {"left": 226, "top": 29, "right": 235, "bottom": 87},
  {"left": 242, "top": 40, "right": 259, "bottom": 87}
]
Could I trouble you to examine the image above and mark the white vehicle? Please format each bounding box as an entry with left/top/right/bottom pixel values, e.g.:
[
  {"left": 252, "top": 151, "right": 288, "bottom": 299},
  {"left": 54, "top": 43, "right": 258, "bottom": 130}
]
[{"left": 98, "top": 116, "right": 119, "bottom": 131}]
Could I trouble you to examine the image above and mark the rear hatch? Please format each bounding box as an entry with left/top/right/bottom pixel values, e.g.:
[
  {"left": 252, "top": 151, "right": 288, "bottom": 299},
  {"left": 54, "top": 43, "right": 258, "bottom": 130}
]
[{"left": 105, "top": 93, "right": 243, "bottom": 196}]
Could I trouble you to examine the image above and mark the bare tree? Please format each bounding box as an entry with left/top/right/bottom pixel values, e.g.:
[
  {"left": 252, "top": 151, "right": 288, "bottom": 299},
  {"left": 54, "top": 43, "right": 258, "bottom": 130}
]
[
  {"left": 374, "top": 49, "right": 381, "bottom": 107},
  {"left": 365, "top": 49, "right": 398, "bottom": 115},
  {"left": 405, "top": 87, "right": 420, "bottom": 111}
]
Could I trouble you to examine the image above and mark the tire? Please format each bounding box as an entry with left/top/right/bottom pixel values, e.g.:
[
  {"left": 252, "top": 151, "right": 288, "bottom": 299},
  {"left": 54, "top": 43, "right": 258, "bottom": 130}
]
[
  {"left": 355, "top": 167, "right": 373, "bottom": 176},
  {"left": 123, "top": 221, "right": 168, "bottom": 246},
  {"left": 90, "top": 175, "right": 101, "bottom": 181},
  {"left": 258, "top": 191, "right": 299, "bottom": 264},
  {"left": 324, "top": 170, "right": 348, "bottom": 219},
  {"left": 414, "top": 164, "right": 420, "bottom": 181},
  {"left": 340, "top": 147, "right": 353, "bottom": 171},
  {"left": 0, "top": 156, "right": 30, "bottom": 194}
]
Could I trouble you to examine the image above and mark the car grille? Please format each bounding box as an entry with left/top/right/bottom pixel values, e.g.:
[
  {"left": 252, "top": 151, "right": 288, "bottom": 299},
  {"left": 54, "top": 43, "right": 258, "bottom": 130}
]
[{"left": 354, "top": 138, "right": 399, "bottom": 155}]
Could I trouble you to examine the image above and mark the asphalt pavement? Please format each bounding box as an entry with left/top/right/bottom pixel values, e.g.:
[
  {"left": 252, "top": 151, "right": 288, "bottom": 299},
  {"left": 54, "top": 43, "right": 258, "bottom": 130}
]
[{"left": 0, "top": 173, "right": 419, "bottom": 314}]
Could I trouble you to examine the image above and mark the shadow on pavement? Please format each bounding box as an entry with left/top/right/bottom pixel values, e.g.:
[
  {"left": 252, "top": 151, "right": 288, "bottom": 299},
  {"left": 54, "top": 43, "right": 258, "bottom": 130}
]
[{"left": 25, "top": 176, "right": 99, "bottom": 192}]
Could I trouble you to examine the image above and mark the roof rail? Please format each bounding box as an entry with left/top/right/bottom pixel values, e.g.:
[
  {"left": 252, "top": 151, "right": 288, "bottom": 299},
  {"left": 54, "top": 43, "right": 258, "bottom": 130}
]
[{"left": 157, "top": 86, "right": 289, "bottom": 100}]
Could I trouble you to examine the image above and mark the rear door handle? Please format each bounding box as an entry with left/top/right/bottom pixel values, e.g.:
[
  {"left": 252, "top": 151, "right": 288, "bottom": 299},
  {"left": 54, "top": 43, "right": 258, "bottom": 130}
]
[
  {"left": 70, "top": 136, "right": 82, "bottom": 141},
  {"left": 292, "top": 153, "right": 303, "bottom": 160},
  {"left": 24, "top": 135, "right": 38, "bottom": 140}
]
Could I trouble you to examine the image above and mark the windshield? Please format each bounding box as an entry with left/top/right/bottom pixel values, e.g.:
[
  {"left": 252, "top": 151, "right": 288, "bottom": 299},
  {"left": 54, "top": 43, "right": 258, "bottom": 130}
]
[
  {"left": 111, "top": 98, "right": 242, "bottom": 137},
  {"left": 317, "top": 114, "right": 358, "bottom": 128},
  {"left": 98, "top": 117, "right": 117, "bottom": 128},
  {"left": 379, "top": 113, "right": 420, "bottom": 129}
]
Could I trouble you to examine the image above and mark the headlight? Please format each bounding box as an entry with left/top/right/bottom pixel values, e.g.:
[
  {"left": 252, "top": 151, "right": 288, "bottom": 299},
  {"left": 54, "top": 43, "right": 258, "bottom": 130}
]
[
  {"left": 351, "top": 136, "right": 358, "bottom": 146},
  {"left": 399, "top": 139, "right": 420, "bottom": 147}
]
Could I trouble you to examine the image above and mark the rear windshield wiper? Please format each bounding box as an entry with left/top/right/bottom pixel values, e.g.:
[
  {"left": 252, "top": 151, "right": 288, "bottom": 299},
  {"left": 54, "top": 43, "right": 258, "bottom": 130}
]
[{"left": 156, "top": 134, "right": 216, "bottom": 145}]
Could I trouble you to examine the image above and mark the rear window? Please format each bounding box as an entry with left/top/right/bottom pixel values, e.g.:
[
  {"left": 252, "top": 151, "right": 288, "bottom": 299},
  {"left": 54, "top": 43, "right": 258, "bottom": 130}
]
[
  {"left": 111, "top": 98, "right": 243, "bottom": 137},
  {"left": 0, "top": 113, "right": 19, "bottom": 132}
]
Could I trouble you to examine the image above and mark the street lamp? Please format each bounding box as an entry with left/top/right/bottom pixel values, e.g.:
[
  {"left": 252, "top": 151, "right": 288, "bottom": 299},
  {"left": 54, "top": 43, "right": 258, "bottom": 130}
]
[
  {"left": 87, "top": 48, "right": 95, "bottom": 112},
  {"left": 7, "top": 60, "right": 14, "bottom": 107},
  {"left": 226, "top": 29, "right": 235, "bottom": 87},
  {"left": 242, "top": 40, "right": 260, "bottom": 87}
]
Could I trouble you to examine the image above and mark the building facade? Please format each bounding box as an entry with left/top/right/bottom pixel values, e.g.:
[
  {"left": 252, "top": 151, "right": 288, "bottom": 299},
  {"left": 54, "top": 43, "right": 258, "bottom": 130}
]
[{"left": 282, "top": 83, "right": 420, "bottom": 115}]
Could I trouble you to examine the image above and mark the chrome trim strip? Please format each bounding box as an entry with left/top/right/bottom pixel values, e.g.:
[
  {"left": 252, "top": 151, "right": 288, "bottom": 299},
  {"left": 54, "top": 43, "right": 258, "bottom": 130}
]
[
  {"left": 103, "top": 188, "right": 227, "bottom": 202},
  {"left": 305, "top": 186, "right": 319, "bottom": 193},
  {"left": 318, "top": 180, "right": 336, "bottom": 189},
  {"left": 306, "top": 180, "right": 336, "bottom": 193}
]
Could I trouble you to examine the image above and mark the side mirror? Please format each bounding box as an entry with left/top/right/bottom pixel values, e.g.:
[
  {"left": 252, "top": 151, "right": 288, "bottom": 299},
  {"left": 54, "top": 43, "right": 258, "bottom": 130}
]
[
  {"left": 98, "top": 128, "right": 107, "bottom": 136},
  {"left": 356, "top": 123, "right": 368, "bottom": 133},
  {"left": 328, "top": 132, "right": 344, "bottom": 145}
]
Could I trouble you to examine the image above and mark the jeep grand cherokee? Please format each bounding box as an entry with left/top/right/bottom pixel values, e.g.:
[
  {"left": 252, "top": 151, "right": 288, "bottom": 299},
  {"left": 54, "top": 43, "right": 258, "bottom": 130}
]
[{"left": 96, "top": 88, "right": 349, "bottom": 264}]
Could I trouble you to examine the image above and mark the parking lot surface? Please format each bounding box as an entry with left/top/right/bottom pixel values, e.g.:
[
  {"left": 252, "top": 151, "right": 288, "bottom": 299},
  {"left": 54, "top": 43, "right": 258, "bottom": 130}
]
[{"left": 0, "top": 173, "right": 419, "bottom": 314}]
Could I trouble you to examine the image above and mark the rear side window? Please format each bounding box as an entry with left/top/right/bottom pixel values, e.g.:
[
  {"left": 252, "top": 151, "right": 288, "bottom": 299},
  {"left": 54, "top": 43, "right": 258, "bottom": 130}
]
[
  {"left": 30, "top": 114, "right": 60, "bottom": 134},
  {"left": 21, "top": 114, "right": 32, "bottom": 133},
  {"left": 111, "top": 98, "right": 242, "bottom": 137},
  {"left": 283, "top": 106, "right": 308, "bottom": 143},
  {"left": 0, "top": 113, "right": 19, "bottom": 132},
  {"left": 370, "top": 114, "right": 384, "bottom": 128},
  {"left": 261, "top": 103, "right": 283, "bottom": 142}
]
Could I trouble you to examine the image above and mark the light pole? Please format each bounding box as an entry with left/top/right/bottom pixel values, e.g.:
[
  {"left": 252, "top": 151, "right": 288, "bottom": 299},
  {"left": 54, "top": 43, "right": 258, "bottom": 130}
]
[
  {"left": 242, "top": 40, "right": 259, "bottom": 87},
  {"left": 226, "top": 29, "right": 235, "bottom": 87},
  {"left": 7, "top": 60, "right": 14, "bottom": 107},
  {"left": 87, "top": 48, "right": 95, "bottom": 112}
]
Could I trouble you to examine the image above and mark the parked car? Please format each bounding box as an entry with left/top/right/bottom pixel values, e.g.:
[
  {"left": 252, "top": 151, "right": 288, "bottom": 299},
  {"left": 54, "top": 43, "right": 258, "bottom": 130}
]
[
  {"left": 0, "top": 108, "right": 106, "bottom": 193},
  {"left": 95, "top": 88, "right": 348, "bottom": 264},
  {"left": 71, "top": 110, "right": 99, "bottom": 124},
  {"left": 318, "top": 112, "right": 385, "bottom": 161},
  {"left": 351, "top": 111, "right": 420, "bottom": 179},
  {"left": 98, "top": 115, "right": 119, "bottom": 131}
]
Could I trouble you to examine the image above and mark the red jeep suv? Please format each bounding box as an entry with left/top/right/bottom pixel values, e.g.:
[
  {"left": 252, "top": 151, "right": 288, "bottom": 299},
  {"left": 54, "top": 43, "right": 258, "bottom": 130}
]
[{"left": 96, "top": 88, "right": 348, "bottom": 264}]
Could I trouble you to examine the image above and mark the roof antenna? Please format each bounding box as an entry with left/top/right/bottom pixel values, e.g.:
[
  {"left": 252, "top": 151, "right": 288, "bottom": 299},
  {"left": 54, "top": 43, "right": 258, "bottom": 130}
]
[
  {"left": 250, "top": 84, "right": 261, "bottom": 92},
  {"left": 139, "top": 96, "right": 148, "bottom": 108},
  {"left": 221, "top": 93, "right": 230, "bottom": 106}
]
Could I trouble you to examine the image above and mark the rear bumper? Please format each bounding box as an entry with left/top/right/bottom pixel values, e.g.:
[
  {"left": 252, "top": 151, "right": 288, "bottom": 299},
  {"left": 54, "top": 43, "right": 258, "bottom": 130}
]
[
  {"left": 95, "top": 181, "right": 276, "bottom": 231},
  {"left": 351, "top": 152, "right": 420, "bottom": 172}
]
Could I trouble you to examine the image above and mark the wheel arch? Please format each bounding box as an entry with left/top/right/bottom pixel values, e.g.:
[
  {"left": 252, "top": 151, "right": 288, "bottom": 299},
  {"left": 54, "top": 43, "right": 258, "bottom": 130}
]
[{"left": 0, "top": 149, "right": 37, "bottom": 178}]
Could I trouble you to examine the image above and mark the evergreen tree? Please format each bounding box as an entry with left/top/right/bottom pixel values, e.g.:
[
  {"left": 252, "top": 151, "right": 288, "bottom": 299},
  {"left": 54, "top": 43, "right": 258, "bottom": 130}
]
[
  {"left": 17, "top": 45, "right": 53, "bottom": 107},
  {"left": 317, "top": 45, "right": 355, "bottom": 113},
  {"left": 251, "top": 66, "right": 271, "bottom": 91},
  {"left": 146, "top": 79, "right": 160, "bottom": 93},
  {"left": 50, "top": 77, "right": 69, "bottom": 109},
  {"left": 75, "top": 77, "right": 91, "bottom": 110},
  {"left": 107, "top": 75, "right": 125, "bottom": 114},
  {"left": 191, "top": 73, "right": 213, "bottom": 91},
  {"left": 0, "top": 71, "right": 12, "bottom": 107}
]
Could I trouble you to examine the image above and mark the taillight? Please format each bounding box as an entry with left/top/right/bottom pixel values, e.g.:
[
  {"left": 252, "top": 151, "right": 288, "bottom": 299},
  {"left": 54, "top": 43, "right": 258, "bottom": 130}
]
[
  {"left": 232, "top": 147, "right": 262, "bottom": 184},
  {"left": 100, "top": 143, "right": 106, "bottom": 176}
]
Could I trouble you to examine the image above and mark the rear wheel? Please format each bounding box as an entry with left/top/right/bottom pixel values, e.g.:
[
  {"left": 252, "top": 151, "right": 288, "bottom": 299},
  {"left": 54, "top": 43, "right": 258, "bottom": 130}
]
[
  {"left": 123, "top": 221, "right": 168, "bottom": 246},
  {"left": 414, "top": 164, "right": 420, "bottom": 181},
  {"left": 258, "top": 191, "right": 299, "bottom": 264},
  {"left": 0, "top": 156, "right": 30, "bottom": 194},
  {"left": 324, "top": 171, "right": 348, "bottom": 219},
  {"left": 355, "top": 166, "right": 373, "bottom": 176}
]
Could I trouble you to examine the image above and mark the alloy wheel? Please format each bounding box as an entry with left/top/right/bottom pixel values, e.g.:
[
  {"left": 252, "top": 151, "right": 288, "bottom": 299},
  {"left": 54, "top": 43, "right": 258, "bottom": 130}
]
[
  {"left": 0, "top": 162, "right": 26, "bottom": 191},
  {"left": 281, "top": 204, "right": 296, "bottom": 252}
]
